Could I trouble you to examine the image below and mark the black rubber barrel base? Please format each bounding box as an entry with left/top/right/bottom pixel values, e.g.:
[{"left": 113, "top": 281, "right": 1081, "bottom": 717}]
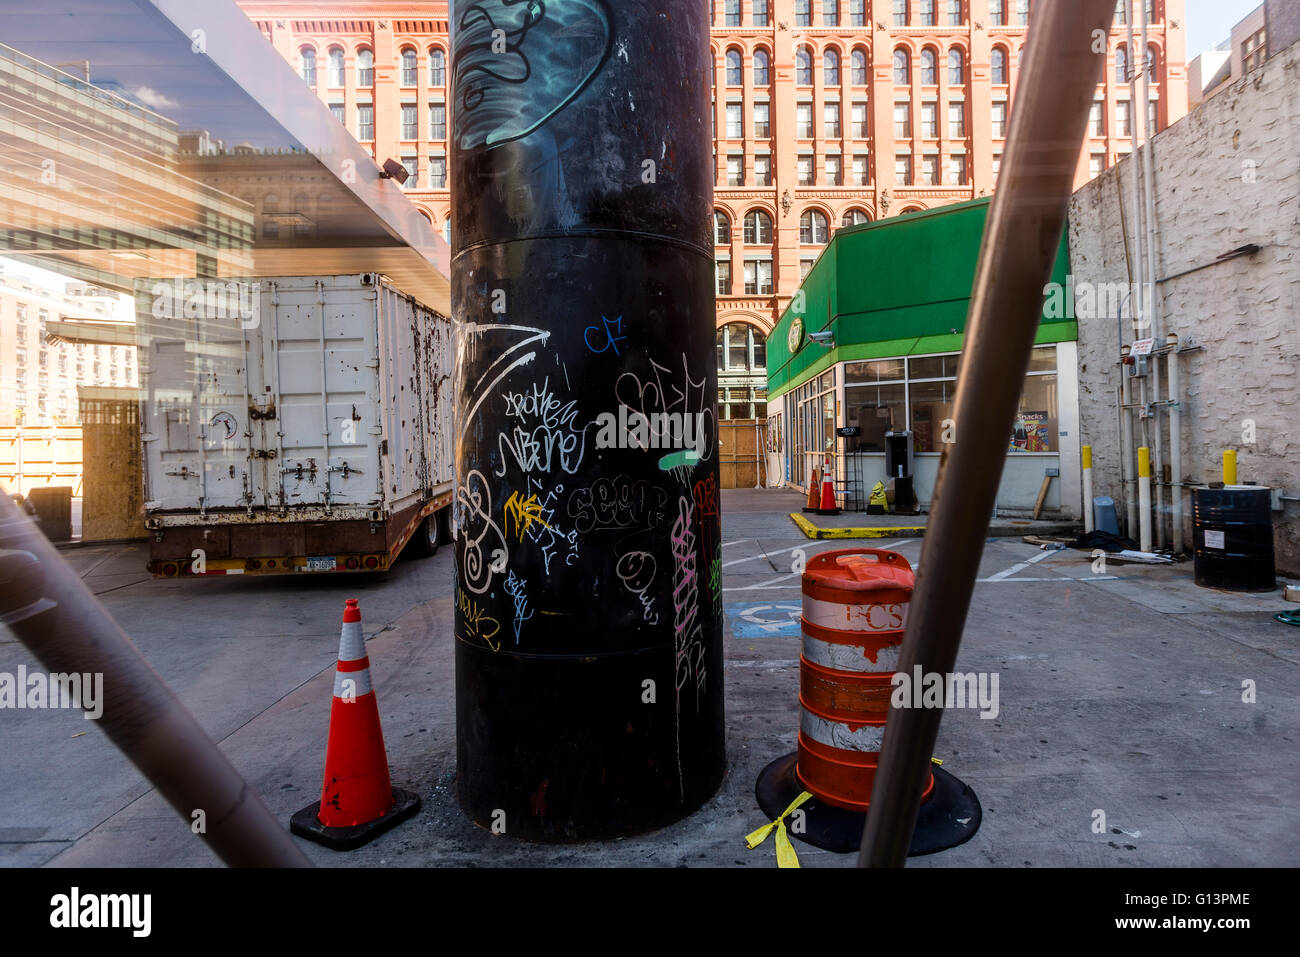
[
  {"left": 755, "top": 752, "right": 981, "bottom": 856},
  {"left": 289, "top": 787, "right": 421, "bottom": 851}
]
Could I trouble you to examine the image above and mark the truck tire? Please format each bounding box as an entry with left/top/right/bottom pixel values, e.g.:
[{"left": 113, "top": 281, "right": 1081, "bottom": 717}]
[{"left": 410, "top": 508, "right": 447, "bottom": 559}]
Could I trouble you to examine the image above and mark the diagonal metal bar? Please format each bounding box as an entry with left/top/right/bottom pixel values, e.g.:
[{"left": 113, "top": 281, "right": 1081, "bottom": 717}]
[
  {"left": 0, "top": 494, "right": 310, "bottom": 867},
  {"left": 858, "top": 0, "right": 1118, "bottom": 867}
]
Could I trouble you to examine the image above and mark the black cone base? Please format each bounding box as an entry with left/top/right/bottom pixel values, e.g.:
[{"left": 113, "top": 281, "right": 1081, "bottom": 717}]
[
  {"left": 755, "top": 752, "right": 981, "bottom": 856},
  {"left": 290, "top": 787, "right": 421, "bottom": 851}
]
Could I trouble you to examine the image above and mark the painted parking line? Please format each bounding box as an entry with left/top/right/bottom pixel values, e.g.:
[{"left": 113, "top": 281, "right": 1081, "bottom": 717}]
[
  {"left": 722, "top": 542, "right": 816, "bottom": 569},
  {"left": 724, "top": 540, "right": 901, "bottom": 591},
  {"left": 985, "top": 549, "right": 1055, "bottom": 581},
  {"left": 721, "top": 539, "right": 750, "bottom": 548},
  {"left": 725, "top": 601, "right": 802, "bottom": 637},
  {"left": 975, "top": 575, "right": 1121, "bottom": 583}
]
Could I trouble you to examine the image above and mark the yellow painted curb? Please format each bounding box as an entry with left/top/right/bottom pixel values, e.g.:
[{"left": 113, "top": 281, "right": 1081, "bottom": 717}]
[{"left": 789, "top": 513, "right": 927, "bottom": 540}]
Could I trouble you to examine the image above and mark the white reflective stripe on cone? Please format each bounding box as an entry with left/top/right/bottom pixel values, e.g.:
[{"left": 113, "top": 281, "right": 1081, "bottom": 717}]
[
  {"left": 802, "top": 594, "right": 909, "bottom": 633},
  {"left": 802, "top": 632, "right": 902, "bottom": 673},
  {"left": 337, "top": 620, "right": 366, "bottom": 662},
  {"left": 800, "top": 708, "right": 885, "bottom": 752},
  {"left": 333, "top": 667, "right": 374, "bottom": 700}
]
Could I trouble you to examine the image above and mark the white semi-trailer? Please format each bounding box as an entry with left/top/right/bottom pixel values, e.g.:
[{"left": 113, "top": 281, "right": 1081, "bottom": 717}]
[{"left": 140, "top": 273, "right": 453, "bottom": 576}]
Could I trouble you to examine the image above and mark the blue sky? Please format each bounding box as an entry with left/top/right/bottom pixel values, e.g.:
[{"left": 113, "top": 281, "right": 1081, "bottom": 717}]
[{"left": 1183, "top": 0, "right": 1261, "bottom": 54}]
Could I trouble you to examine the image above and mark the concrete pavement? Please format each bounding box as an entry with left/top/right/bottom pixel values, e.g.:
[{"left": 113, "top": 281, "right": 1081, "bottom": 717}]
[{"left": 2, "top": 487, "right": 1297, "bottom": 866}]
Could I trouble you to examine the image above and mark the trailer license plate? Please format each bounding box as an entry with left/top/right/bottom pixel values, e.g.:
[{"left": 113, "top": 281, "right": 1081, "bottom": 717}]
[{"left": 306, "top": 556, "right": 337, "bottom": 572}]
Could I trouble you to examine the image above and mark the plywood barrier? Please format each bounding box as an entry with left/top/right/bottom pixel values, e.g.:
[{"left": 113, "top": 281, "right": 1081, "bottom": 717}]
[
  {"left": 79, "top": 388, "right": 146, "bottom": 541},
  {"left": 718, "top": 418, "right": 766, "bottom": 489}
]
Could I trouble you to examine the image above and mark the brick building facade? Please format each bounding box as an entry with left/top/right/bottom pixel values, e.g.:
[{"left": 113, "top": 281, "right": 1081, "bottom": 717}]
[{"left": 236, "top": 1, "right": 1187, "bottom": 419}]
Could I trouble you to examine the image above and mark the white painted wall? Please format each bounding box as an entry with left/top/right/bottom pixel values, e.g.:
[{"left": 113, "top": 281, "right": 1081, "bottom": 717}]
[{"left": 1068, "top": 41, "right": 1300, "bottom": 573}]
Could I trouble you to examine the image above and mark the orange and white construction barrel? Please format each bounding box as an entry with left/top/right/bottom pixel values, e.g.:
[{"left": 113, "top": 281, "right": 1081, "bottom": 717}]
[{"left": 754, "top": 547, "right": 982, "bottom": 856}]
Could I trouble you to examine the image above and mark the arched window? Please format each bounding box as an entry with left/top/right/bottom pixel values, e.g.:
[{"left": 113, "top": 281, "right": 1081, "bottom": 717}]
[
  {"left": 429, "top": 48, "right": 446, "bottom": 85},
  {"left": 1115, "top": 45, "right": 1128, "bottom": 84},
  {"left": 328, "top": 47, "right": 345, "bottom": 87},
  {"left": 920, "top": 49, "right": 937, "bottom": 84},
  {"left": 851, "top": 48, "right": 868, "bottom": 85},
  {"left": 443, "top": 218, "right": 452, "bottom": 243},
  {"left": 947, "top": 49, "right": 964, "bottom": 85},
  {"left": 753, "top": 49, "right": 770, "bottom": 85},
  {"left": 1146, "top": 44, "right": 1159, "bottom": 79},
  {"left": 743, "top": 209, "right": 773, "bottom": 245},
  {"left": 796, "top": 48, "right": 813, "bottom": 85},
  {"left": 824, "top": 49, "right": 840, "bottom": 86},
  {"left": 900, "top": 206, "right": 922, "bottom": 215},
  {"left": 893, "top": 49, "right": 910, "bottom": 85},
  {"left": 799, "top": 209, "right": 829, "bottom": 244},
  {"left": 725, "top": 48, "right": 743, "bottom": 85},
  {"left": 400, "top": 47, "right": 418, "bottom": 86},
  {"left": 717, "top": 322, "right": 767, "bottom": 373},
  {"left": 990, "top": 47, "right": 1007, "bottom": 84},
  {"left": 714, "top": 210, "right": 732, "bottom": 245},
  {"left": 841, "top": 208, "right": 869, "bottom": 227},
  {"left": 357, "top": 48, "right": 374, "bottom": 86},
  {"left": 300, "top": 47, "right": 317, "bottom": 85}
]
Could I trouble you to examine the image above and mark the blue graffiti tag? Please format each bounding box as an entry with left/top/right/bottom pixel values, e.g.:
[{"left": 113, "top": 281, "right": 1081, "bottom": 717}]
[{"left": 583, "top": 314, "right": 626, "bottom": 356}]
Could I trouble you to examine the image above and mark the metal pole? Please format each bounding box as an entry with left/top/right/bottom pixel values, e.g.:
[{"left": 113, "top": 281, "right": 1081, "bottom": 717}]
[
  {"left": 1168, "top": 335, "right": 1184, "bottom": 552},
  {"left": 449, "top": 0, "right": 724, "bottom": 838},
  {"left": 0, "top": 495, "right": 310, "bottom": 867},
  {"left": 1139, "top": 0, "right": 1165, "bottom": 549},
  {"left": 857, "top": 0, "right": 1117, "bottom": 867}
]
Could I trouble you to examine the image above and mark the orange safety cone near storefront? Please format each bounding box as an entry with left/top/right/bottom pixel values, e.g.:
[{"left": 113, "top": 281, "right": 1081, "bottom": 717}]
[
  {"left": 815, "top": 454, "right": 840, "bottom": 516},
  {"left": 802, "top": 466, "right": 822, "bottom": 512},
  {"left": 290, "top": 598, "right": 420, "bottom": 850},
  {"left": 753, "top": 548, "right": 981, "bottom": 857}
]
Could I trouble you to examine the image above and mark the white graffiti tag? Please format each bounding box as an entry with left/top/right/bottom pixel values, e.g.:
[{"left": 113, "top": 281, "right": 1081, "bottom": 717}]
[
  {"left": 615, "top": 354, "right": 716, "bottom": 460},
  {"left": 497, "top": 376, "right": 590, "bottom": 477},
  {"left": 615, "top": 550, "right": 659, "bottom": 625},
  {"left": 456, "top": 468, "right": 508, "bottom": 595}
]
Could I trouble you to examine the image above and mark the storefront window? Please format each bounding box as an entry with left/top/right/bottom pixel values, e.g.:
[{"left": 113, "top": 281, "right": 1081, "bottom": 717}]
[
  {"left": 843, "top": 383, "right": 906, "bottom": 452},
  {"left": 845, "top": 358, "right": 904, "bottom": 383},
  {"left": 908, "top": 353, "right": 961, "bottom": 379},
  {"left": 823, "top": 393, "right": 836, "bottom": 453},
  {"left": 1009, "top": 373, "right": 1058, "bottom": 452},
  {"left": 1025, "top": 345, "right": 1056, "bottom": 372},
  {"left": 837, "top": 347, "right": 1059, "bottom": 454},
  {"left": 909, "top": 378, "right": 956, "bottom": 452}
]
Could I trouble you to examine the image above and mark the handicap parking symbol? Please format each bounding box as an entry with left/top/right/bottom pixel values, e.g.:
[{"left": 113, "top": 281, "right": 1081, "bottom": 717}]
[{"left": 725, "top": 601, "right": 802, "bottom": 638}]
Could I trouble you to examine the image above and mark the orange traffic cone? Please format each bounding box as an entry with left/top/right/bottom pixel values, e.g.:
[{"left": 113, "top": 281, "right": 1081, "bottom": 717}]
[
  {"left": 290, "top": 598, "right": 420, "bottom": 850},
  {"left": 816, "top": 457, "right": 840, "bottom": 516},
  {"left": 802, "top": 467, "right": 822, "bottom": 512}
]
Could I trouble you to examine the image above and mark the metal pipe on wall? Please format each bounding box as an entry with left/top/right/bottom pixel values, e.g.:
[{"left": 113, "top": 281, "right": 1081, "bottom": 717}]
[
  {"left": 1167, "top": 334, "right": 1184, "bottom": 552},
  {"left": 1120, "top": 346, "right": 1139, "bottom": 537},
  {"left": 449, "top": 0, "right": 725, "bottom": 839},
  {"left": 1124, "top": 4, "right": 1153, "bottom": 546},
  {"left": 857, "top": 0, "right": 1118, "bottom": 867},
  {"left": 0, "top": 495, "right": 310, "bottom": 867},
  {"left": 1139, "top": 0, "right": 1166, "bottom": 550}
]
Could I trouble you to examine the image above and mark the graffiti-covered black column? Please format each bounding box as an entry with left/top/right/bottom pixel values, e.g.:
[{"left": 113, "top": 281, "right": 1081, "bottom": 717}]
[{"left": 450, "top": 0, "right": 724, "bottom": 839}]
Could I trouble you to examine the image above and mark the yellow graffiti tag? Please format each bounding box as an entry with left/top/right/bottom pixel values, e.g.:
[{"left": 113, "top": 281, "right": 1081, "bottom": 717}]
[
  {"left": 457, "top": 588, "right": 501, "bottom": 651},
  {"left": 502, "top": 490, "right": 552, "bottom": 542}
]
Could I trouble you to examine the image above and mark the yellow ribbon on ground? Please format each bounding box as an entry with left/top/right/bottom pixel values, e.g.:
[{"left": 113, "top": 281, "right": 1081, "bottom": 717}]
[
  {"left": 748, "top": 760, "right": 944, "bottom": 867},
  {"left": 746, "top": 790, "right": 814, "bottom": 868}
]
